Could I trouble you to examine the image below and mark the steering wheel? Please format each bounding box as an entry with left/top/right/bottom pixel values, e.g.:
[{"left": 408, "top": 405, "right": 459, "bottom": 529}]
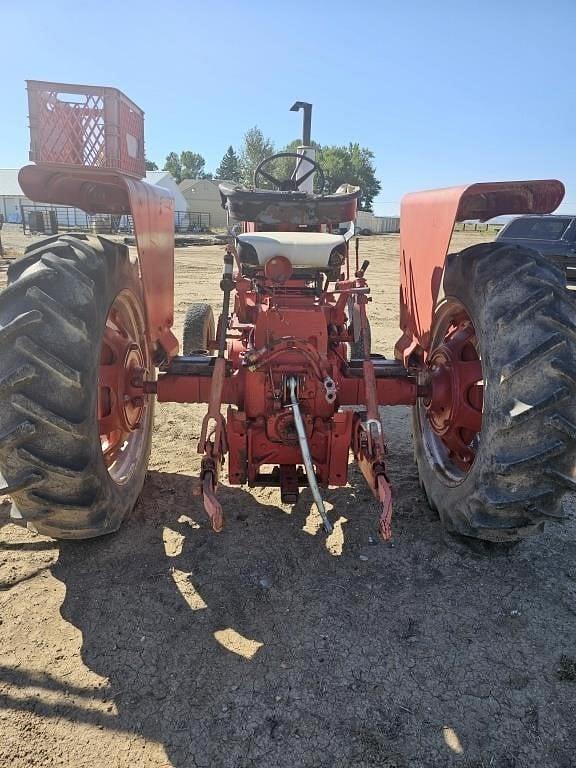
[{"left": 254, "top": 152, "right": 325, "bottom": 192}]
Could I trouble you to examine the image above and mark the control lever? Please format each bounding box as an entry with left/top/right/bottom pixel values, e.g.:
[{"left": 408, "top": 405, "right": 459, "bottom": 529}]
[
  {"left": 356, "top": 259, "right": 370, "bottom": 278},
  {"left": 288, "top": 376, "right": 333, "bottom": 534}
]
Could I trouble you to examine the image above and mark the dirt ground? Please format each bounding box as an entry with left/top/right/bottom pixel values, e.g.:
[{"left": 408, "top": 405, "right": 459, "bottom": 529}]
[{"left": 1, "top": 224, "right": 575, "bottom": 768}]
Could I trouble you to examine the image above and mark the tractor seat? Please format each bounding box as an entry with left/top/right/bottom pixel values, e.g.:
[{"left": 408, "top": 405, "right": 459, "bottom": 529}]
[{"left": 237, "top": 231, "right": 346, "bottom": 269}]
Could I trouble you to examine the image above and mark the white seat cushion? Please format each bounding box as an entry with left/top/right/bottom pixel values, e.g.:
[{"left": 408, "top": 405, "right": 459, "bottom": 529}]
[{"left": 237, "top": 231, "right": 345, "bottom": 268}]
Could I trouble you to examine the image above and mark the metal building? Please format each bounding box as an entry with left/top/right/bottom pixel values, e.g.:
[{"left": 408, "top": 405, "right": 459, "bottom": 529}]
[
  {"left": 179, "top": 178, "right": 230, "bottom": 229},
  {"left": 0, "top": 169, "right": 33, "bottom": 222}
]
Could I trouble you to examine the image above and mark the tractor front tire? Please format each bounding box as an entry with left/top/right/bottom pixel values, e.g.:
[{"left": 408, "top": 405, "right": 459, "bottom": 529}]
[
  {"left": 348, "top": 297, "right": 372, "bottom": 359},
  {"left": 350, "top": 319, "right": 372, "bottom": 360},
  {"left": 413, "top": 242, "right": 576, "bottom": 543},
  {"left": 0, "top": 234, "right": 154, "bottom": 539},
  {"left": 182, "top": 302, "right": 215, "bottom": 355}
]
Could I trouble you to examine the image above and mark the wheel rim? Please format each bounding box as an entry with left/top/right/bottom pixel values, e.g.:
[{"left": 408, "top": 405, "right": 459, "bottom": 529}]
[
  {"left": 419, "top": 299, "right": 483, "bottom": 483},
  {"left": 98, "top": 290, "right": 151, "bottom": 484}
]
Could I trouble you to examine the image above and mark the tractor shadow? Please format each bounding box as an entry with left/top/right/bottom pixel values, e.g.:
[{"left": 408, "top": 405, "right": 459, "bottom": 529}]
[
  {"left": 48, "top": 472, "right": 416, "bottom": 766},
  {"left": 18, "top": 408, "right": 576, "bottom": 767}
]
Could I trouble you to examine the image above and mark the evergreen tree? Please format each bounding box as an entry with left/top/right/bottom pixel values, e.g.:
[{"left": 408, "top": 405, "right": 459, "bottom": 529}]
[{"left": 215, "top": 146, "right": 242, "bottom": 182}]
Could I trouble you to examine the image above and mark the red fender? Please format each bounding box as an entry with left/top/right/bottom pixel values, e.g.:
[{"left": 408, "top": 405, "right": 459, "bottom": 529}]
[
  {"left": 19, "top": 164, "right": 178, "bottom": 358},
  {"left": 395, "top": 179, "right": 565, "bottom": 363}
]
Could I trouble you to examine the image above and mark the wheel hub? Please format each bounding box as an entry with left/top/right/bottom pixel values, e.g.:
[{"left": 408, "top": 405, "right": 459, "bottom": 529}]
[
  {"left": 425, "top": 315, "right": 483, "bottom": 471},
  {"left": 99, "top": 300, "right": 149, "bottom": 470}
]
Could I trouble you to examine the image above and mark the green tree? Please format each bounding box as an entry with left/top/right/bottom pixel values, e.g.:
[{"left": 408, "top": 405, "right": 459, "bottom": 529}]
[
  {"left": 215, "top": 145, "right": 242, "bottom": 182},
  {"left": 163, "top": 151, "right": 207, "bottom": 183},
  {"left": 318, "top": 143, "right": 380, "bottom": 211},
  {"left": 163, "top": 152, "right": 182, "bottom": 183},
  {"left": 145, "top": 159, "right": 158, "bottom": 171},
  {"left": 345, "top": 143, "right": 380, "bottom": 212},
  {"left": 239, "top": 127, "right": 275, "bottom": 186},
  {"left": 275, "top": 139, "right": 323, "bottom": 189},
  {"left": 274, "top": 140, "right": 380, "bottom": 208},
  {"left": 180, "top": 151, "right": 206, "bottom": 180}
]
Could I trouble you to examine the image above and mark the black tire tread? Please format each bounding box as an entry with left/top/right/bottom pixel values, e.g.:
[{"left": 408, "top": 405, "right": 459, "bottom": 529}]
[
  {"left": 350, "top": 320, "right": 371, "bottom": 360},
  {"left": 347, "top": 298, "right": 372, "bottom": 359},
  {"left": 414, "top": 242, "right": 576, "bottom": 542},
  {"left": 0, "top": 234, "right": 153, "bottom": 539},
  {"left": 182, "top": 302, "right": 215, "bottom": 355}
]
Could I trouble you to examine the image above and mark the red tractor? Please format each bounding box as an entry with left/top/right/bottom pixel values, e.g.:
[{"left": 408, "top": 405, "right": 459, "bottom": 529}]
[{"left": 0, "top": 80, "right": 574, "bottom": 544}]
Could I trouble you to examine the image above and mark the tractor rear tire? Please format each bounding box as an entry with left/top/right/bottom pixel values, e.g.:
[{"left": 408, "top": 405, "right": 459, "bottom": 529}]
[
  {"left": 0, "top": 234, "right": 154, "bottom": 539},
  {"left": 182, "top": 302, "right": 215, "bottom": 354},
  {"left": 413, "top": 242, "right": 576, "bottom": 543}
]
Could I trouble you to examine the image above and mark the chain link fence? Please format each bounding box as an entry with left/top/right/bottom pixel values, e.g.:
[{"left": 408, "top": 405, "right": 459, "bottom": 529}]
[{"left": 20, "top": 205, "right": 211, "bottom": 236}]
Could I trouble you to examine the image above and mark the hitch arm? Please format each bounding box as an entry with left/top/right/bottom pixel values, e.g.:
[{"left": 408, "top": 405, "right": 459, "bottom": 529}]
[
  {"left": 358, "top": 359, "right": 394, "bottom": 541},
  {"left": 198, "top": 246, "right": 234, "bottom": 530},
  {"left": 352, "top": 298, "right": 394, "bottom": 541}
]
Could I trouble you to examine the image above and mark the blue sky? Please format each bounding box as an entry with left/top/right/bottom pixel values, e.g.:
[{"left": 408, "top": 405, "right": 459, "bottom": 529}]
[{"left": 1, "top": 0, "right": 575, "bottom": 215}]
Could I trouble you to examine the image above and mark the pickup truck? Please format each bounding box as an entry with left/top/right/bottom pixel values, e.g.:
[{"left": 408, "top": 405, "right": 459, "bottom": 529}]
[{"left": 496, "top": 214, "right": 576, "bottom": 287}]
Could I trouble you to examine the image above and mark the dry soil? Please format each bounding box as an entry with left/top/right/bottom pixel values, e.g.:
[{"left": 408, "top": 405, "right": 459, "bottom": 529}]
[{"left": 1, "top": 225, "right": 575, "bottom": 768}]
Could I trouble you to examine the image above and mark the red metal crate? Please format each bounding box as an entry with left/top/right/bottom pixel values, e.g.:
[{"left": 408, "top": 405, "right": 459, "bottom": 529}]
[{"left": 26, "top": 80, "right": 146, "bottom": 179}]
